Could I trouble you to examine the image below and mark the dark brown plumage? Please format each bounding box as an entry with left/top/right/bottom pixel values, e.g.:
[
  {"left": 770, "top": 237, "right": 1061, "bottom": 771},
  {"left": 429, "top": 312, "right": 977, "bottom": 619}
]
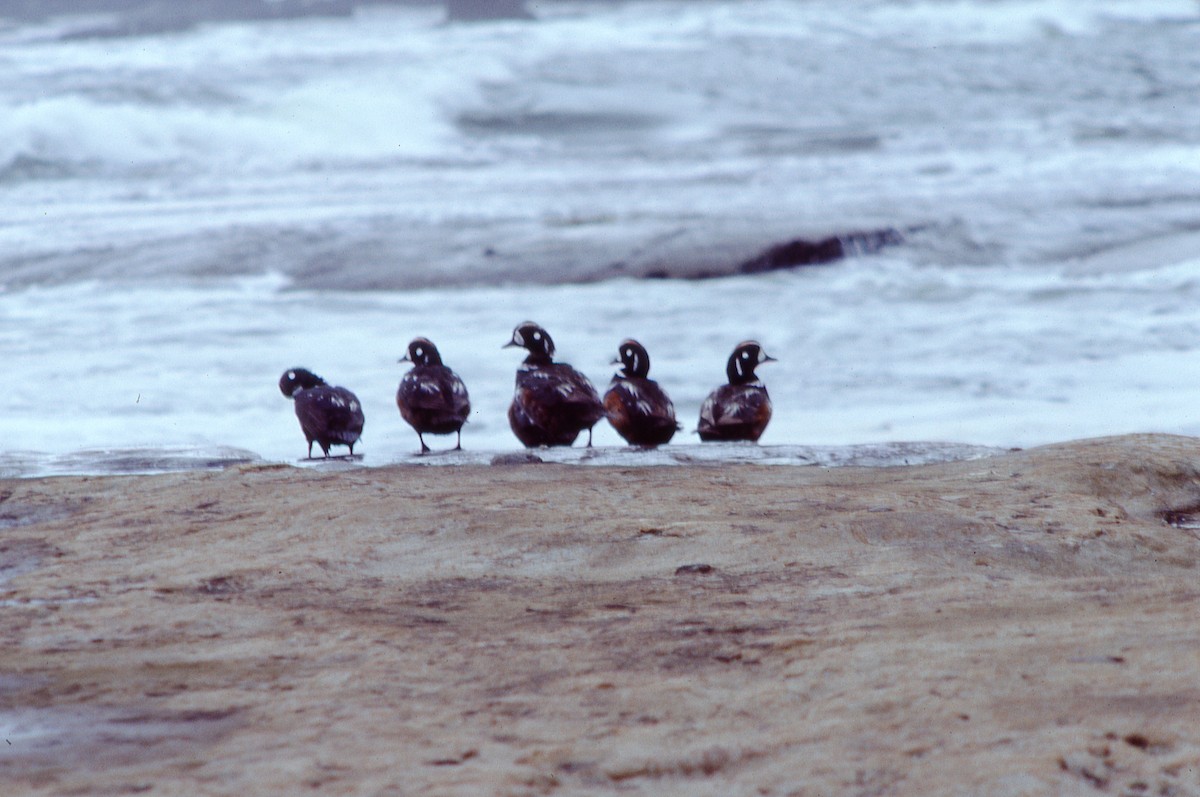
[
  {"left": 697, "top": 341, "right": 775, "bottom": 442},
  {"left": 604, "top": 339, "right": 679, "bottom": 447},
  {"left": 504, "top": 321, "right": 605, "bottom": 447},
  {"left": 396, "top": 337, "right": 471, "bottom": 454},
  {"left": 279, "top": 368, "right": 365, "bottom": 458}
]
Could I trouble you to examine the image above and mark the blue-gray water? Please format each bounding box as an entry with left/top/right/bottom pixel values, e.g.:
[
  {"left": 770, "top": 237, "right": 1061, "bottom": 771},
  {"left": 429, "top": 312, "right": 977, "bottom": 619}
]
[{"left": 1, "top": 0, "right": 1199, "bottom": 474}]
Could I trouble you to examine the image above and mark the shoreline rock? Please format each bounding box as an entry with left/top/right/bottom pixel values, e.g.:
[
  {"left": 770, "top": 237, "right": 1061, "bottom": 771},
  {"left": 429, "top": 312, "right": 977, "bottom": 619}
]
[{"left": 1, "top": 433, "right": 1198, "bottom": 794}]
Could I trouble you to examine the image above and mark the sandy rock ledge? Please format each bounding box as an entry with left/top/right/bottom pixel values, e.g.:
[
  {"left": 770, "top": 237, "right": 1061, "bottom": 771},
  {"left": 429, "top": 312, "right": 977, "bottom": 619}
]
[{"left": 1, "top": 434, "right": 1199, "bottom": 795}]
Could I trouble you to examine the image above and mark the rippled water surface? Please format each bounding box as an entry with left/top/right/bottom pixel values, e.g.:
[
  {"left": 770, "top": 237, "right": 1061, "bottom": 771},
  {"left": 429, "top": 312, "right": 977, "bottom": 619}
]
[{"left": 1, "top": 1, "right": 1198, "bottom": 474}]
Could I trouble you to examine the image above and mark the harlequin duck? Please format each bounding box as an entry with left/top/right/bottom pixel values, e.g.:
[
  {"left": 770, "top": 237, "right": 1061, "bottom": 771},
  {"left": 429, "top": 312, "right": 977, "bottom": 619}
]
[
  {"left": 279, "top": 368, "right": 365, "bottom": 458},
  {"left": 396, "top": 337, "right": 471, "bottom": 454},
  {"left": 604, "top": 339, "right": 680, "bottom": 447},
  {"left": 504, "top": 321, "right": 605, "bottom": 447},
  {"left": 698, "top": 341, "right": 776, "bottom": 442}
]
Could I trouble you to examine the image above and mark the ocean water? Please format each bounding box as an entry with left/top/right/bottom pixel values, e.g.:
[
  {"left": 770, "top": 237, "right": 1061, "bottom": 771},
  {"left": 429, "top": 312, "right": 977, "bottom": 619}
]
[{"left": 1, "top": 0, "right": 1199, "bottom": 475}]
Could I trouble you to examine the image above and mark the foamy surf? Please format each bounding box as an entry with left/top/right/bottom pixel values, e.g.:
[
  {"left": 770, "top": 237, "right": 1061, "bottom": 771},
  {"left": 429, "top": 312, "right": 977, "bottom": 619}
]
[{"left": 1, "top": 1, "right": 1198, "bottom": 477}]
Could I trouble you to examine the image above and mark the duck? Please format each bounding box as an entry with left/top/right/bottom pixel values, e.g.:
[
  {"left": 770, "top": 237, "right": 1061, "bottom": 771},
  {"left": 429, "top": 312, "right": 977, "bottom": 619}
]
[
  {"left": 504, "top": 321, "right": 605, "bottom": 447},
  {"left": 697, "top": 341, "right": 775, "bottom": 442},
  {"left": 396, "top": 337, "right": 471, "bottom": 454},
  {"left": 604, "top": 339, "right": 680, "bottom": 447},
  {"left": 278, "top": 368, "right": 365, "bottom": 458}
]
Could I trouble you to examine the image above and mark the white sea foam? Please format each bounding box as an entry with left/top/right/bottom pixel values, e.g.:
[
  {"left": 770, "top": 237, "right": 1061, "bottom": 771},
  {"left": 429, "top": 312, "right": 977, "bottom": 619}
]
[
  {"left": 0, "top": 1, "right": 1198, "bottom": 475},
  {"left": 2, "top": 0, "right": 1194, "bottom": 182},
  {"left": 860, "top": 0, "right": 1199, "bottom": 43},
  {"left": 0, "top": 5, "right": 508, "bottom": 176},
  {"left": 1, "top": 255, "right": 1197, "bottom": 475}
]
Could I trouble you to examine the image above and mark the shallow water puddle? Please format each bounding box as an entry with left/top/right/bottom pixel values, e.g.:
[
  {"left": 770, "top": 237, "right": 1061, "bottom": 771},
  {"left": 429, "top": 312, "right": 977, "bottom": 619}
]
[
  {"left": 0, "top": 705, "right": 242, "bottom": 769},
  {"left": 0, "top": 538, "right": 60, "bottom": 588}
]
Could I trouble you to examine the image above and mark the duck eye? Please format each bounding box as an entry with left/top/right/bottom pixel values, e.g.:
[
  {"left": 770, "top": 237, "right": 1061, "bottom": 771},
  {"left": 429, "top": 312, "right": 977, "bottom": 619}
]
[
  {"left": 532, "top": 331, "right": 541, "bottom": 340},
  {"left": 742, "top": 351, "right": 750, "bottom": 359},
  {"left": 288, "top": 371, "right": 296, "bottom": 379},
  {"left": 415, "top": 348, "right": 423, "bottom": 357}
]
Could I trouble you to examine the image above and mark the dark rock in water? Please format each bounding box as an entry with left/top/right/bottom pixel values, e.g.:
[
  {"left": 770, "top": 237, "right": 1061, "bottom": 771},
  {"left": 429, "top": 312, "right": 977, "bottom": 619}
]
[
  {"left": 737, "top": 228, "right": 905, "bottom": 275},
  {"left": 739, "top": 236, "right": 845, "bottom": 272},
  {"left": 631, "top": 224, "right": 908, "bottom": 283},
  {"left": 445, "top": 0, "right": 531, "bottom": 22}
]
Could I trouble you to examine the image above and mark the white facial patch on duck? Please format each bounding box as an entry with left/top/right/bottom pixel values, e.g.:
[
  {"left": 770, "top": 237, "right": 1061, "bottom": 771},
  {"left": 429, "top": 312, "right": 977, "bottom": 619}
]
[
  {"left": 733, "top": 352, "right": 750, "bottom": 379},
  {"left": 628, "top": 350, "right": 642, "bottom": 375}
]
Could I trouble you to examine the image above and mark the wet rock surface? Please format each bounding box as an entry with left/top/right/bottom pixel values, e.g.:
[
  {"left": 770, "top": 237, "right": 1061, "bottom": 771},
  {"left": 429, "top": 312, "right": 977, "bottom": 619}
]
[{"left": 1, "top": 434, "right": 1199, "bottom": 794}]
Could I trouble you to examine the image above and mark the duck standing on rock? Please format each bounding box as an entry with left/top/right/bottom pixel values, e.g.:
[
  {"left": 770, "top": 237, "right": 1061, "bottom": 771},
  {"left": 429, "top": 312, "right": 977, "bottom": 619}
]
[
  {"left": 604, "top": 339, "right": 680, "bottom": 447},
  {"left": 396, "top": 337, "right": 471, "bottom": 454},
  {"left": 279, "top": 368, "right": 365, "bottom": 459},
  {"left": 698, "top": 341, "right": 776, "bottom": 443},
  {"left": 504, "top": 321, "right": 605, "bottom": 447}
]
